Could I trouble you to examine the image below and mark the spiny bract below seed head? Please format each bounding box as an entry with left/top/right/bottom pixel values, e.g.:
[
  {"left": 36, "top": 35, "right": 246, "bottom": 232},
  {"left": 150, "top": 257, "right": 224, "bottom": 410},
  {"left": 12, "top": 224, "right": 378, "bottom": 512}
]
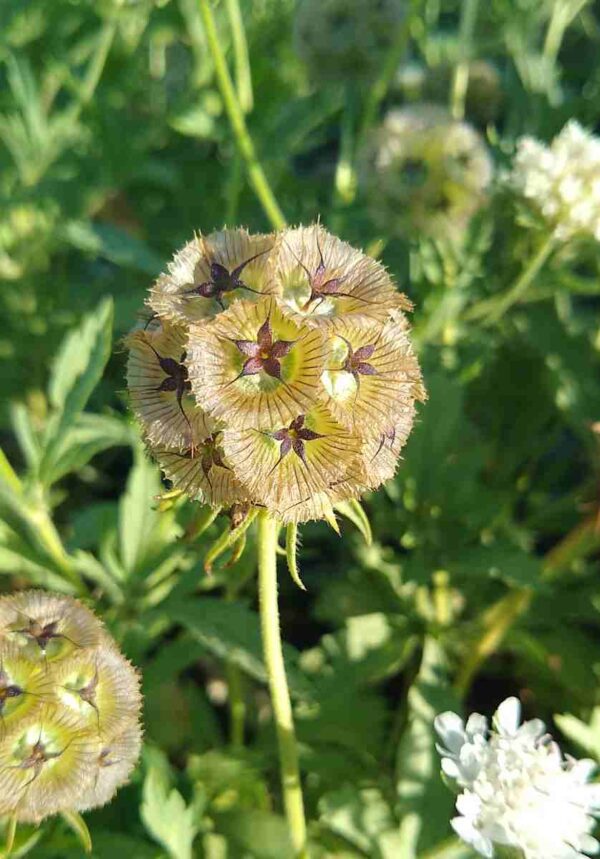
[
  {"left": 360, "top": 104, "right": 493, "bottom": 242},
  {"left": 0, "top": 591, "right": 142, "bottom": 824},
  {"left": 127, "top": 225, "right": 425, "bottom": 524}
]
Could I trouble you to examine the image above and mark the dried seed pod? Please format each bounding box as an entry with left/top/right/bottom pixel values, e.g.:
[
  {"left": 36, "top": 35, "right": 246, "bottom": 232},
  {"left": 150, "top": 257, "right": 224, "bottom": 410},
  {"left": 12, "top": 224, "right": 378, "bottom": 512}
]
[
  {"left": 187, "top": 296, "right": 327, "bottom": 429},
  {"left": 0, "top": 591, "right": 143, "bottom": 824},
  {"left": 268, "top": 224, "right": 410, "bottom": 325},
  {"left": 322, "top": 314, "right": 424, "bottom": 439},
  {"left": 74, "top": 721, "right": 143, "bottom": 812},
  {"left": 53, "top": 646, "right": 141, "bottom": 738},
  {"left": 126, "top": 320, "right": 211, "bottom": 450},
  {"left": 151, "top": 428, "right": 251, "bottom": 508},
  {"left": 222, "top": 405, "right": 361, "bottom": 522},
  {"left": 148, "top": 229, "right": 276, "bottom": 326},
  {"left": 360, "top": 104, "right": 493, "bottom": 241},
  {"left": 0, "top": 591, "right": 104, "bottom": 662},
  {"left": 0, "top": 706, "right": 100, "bottom": 823}
]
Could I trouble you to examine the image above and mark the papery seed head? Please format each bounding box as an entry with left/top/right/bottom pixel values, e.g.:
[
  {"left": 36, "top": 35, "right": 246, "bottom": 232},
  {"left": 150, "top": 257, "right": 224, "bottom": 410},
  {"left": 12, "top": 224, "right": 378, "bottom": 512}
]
[
  {"left": 0, "top": 706, "right": 100, "bottom": 823},
  {"left": 0, "top": 591, "right": 103, "bottom": 663},
  {"left": 148, "top": 229, "right": 276, "bottom": 326},
  {"left": 187, "top": 296, "right": 327, "bottom": 430},
  {"left": 360, "top": 104, "right": 493, "bottom": 241},
  {"left": 52, "top": 645, "right": 141, "bottom": 738},
  {"left": 126, "top": 321, "right": 211, "bottom": 450},
  {"left": 74, "top": 721, "right": 143, "bottom": 812}
]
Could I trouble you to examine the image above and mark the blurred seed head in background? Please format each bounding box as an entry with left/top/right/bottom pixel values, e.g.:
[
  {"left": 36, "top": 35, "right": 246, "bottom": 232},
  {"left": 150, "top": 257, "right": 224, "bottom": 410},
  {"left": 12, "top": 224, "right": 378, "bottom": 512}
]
[{"left": 360, "top": 104, "right": 493, "bottom": 243}]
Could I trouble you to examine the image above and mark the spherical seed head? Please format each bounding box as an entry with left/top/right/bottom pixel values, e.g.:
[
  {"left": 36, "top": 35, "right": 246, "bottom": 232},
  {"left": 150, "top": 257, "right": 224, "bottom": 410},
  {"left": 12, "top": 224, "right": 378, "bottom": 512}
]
[
  {"left": 126, "top": 320, "right": 211, "bottom": 450},
  {"left": 74, "top": 721, "right": 143, "bottom": 813},
  {"left": 294, "top": 0, "right": 405, "bottom": 83},
  {"left": 187, "top": 296, "right": 328, "bottom": 429},
  {"left": 129, "top": 224, "right": 424, "bottom": 524},
  {"left": 361, "top": 104, "right": 493, "bottom": 241},
  {"left": 53, "top": 645, "right": 142, "bottom": 738},
  {"left": 0, "top": 706, "right": 100, "bottom": 823},
  {"left": 148, "top": 229, "right": 275, "bottom": 326},
  {"left": 268, "top": 224, "right": 411, "bottom": 325},
  {"left": 0, "top": 591, "right": 103, "bottom": 663},
  {"left": 509, "top": 121, "right": 600, "bottom": 242}
]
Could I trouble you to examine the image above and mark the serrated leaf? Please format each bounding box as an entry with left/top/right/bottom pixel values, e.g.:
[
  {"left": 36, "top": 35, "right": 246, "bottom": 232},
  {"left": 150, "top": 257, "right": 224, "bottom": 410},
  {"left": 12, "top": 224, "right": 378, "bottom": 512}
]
[
  {"left": 141, "top": 766, "right": 198, "bottom": 859},
  {"left": 40, "top": 298, "right": 114, "bottom": 479},
  {"left": 319, "top": 786, "right": 396, "bottom": 854},
  {"left": 44, "top": 413, "right": 134, "bottom": 485}
]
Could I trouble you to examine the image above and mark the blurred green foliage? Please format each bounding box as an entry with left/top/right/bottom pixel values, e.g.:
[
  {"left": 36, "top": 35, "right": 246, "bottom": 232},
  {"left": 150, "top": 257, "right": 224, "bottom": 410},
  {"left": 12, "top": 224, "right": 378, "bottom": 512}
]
[{"left": 1, "top": 0, "right": 600, "bottom": 856}]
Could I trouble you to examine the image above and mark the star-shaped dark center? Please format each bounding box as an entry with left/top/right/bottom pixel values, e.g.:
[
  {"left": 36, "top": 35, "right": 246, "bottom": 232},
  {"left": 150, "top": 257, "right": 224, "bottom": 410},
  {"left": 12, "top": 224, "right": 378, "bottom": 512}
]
[
  {"left": 147, "top": 344, "right": 194, "bottom": 441},
  {"left": 270, "top": 415, "right": 324, "bottom": 469},
  {"left": 286, "top": 236, "right": 373, "bottom": 313},
  {"left": 233, "top": 317, "right": 294, "bottom": 381},
  {"left": 340, "top": 338, "right": 378, "bottom": 387},
  {"left": 183, "top": 248, "right": 271, "bottom": 308},
  {"left": 16, "top": 618, "right": 61, "bottom": 652}
]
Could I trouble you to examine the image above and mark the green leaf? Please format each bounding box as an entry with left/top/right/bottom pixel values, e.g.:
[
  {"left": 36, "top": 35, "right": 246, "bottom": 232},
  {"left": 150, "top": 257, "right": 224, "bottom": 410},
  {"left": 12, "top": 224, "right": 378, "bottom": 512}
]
[
  {"left": 214, "top": 809, "right": 294, "bottom": 859},
  {"left": 319, "top": 786, "right": 397, "bottom": 855},
  {"left": 118, "top": 447, "right": 179, "bottom": 577},
  {"left": 141, "top": 762, "right": 199, "bottom": 859},
  {"left": 62, "top": 220, "right": 163, "bottom": 275},
  {"left": 9, "top": 403, "right": 41, "bottom": 471},
  {"left": 43, "top": 413, "right": 134, "bottom": 485},
  {"left": 555, "top": 708, "right": 600, "bottom": 760},
  {"left": 40, "top": 298, "right": 114, "bottom": 479},
  {"left": 166, "top": 597, "right": 312, "bottom": 698},
  {"left": 395, "top": 638, "right": 458, "bottom": 858}
]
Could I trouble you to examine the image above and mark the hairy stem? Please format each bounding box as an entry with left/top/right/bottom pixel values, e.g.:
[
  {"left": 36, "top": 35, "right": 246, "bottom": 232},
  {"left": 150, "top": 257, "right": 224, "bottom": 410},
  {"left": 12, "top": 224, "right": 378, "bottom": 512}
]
[
  {"left": 257, "top": 512, "right": 307, "bottom": 857},
  {"left": 197, "top": 0, "right": 286, "bottom": 230}
]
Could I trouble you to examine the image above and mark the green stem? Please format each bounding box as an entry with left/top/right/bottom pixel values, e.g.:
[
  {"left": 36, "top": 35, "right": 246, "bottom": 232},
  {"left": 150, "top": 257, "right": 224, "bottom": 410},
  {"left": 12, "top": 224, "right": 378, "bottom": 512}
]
[
  {"left": 544, "top": 0, "right": 589, "bottom": 65},
  {"left": 197, "top": 0, "right": 287, "bottom": 230},
  {"left": 450, "top": 0, "right": 480, "bottom": 120},
  {"left": 79, "top": 21, "right": 117, "bottom": 107},
  {"left": 466, "top": 234, "right": 556, "bottom": 325},
  {"left": 257, "top": 512, "right": 307, "bottom": 858},
  {"left": 225, "top": 0, "right": 254, "bottom": 113}
]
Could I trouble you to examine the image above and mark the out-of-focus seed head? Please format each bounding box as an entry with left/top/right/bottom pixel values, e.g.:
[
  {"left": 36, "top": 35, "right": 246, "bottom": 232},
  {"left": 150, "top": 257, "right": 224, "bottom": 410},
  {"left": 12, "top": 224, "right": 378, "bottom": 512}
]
[
  {"left": 294, "top": 0, "right": 405, "bottom": 83},
  {"left": 0, "top": 591, "right": 142, "bottom": 823},
  {"left": 126, "top": 224, "right": 424, "bottom": 524},
  {"left": 360, "top": 104, "right": 493, "bottom": 241}
]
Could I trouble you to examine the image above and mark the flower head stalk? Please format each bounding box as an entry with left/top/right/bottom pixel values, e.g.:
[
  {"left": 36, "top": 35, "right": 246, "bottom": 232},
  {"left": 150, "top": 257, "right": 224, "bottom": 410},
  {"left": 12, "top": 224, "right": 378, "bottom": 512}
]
[{"left": 436, "top": 697, "right": 600, "bottom": 859}]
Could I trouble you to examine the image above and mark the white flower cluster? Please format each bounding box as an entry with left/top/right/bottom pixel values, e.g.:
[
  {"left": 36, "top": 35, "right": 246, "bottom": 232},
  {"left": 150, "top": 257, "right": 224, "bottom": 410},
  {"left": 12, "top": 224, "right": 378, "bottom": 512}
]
[
  {"left": 435, "top": 697, "right": 600, "bottom": 859},
  {"left": 510, "top": 121, "right": 600, "bottom": 242}
]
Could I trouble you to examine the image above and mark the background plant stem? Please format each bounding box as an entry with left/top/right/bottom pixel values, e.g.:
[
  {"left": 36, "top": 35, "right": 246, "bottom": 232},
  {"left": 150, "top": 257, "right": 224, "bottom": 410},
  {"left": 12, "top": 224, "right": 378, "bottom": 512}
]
[
  {"left": 451, "top": 0, "right": 480, "bottom": 119},
  {"left": 257, "top": 512, "right": 307, "bottom": 858},
  {"left": 197, "top": 0, "right": 286, "bottom": 230}
]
